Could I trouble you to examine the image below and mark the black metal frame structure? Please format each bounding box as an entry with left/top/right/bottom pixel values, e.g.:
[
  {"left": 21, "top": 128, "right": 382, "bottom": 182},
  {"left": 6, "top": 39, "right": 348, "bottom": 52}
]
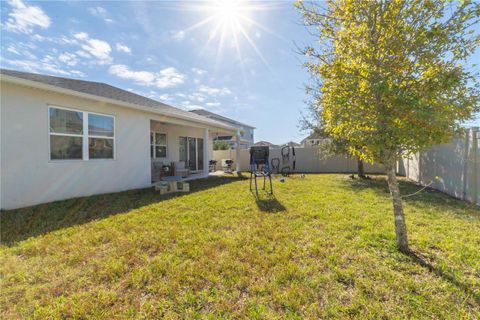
[{"left": 249, "top": 146, "right": 273, "bottom": 195}]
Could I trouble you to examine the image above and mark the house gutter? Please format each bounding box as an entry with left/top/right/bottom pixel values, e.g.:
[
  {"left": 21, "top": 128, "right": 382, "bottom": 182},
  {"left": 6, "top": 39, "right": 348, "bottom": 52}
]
[{"left": 0, "top": 75, "right": 237, "bottom": 133}]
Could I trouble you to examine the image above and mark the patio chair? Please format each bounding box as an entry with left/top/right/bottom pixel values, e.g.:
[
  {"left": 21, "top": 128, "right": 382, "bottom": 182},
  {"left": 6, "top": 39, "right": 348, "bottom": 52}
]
[
  {"left": 221, "top": 159, "right": 234, "bottom": 173},
  {"left": 209, "top": 160, "right": 218, "bottom": 172},
  {"left": 249, "top": 146, "right": 273, "bottom": 195},
  {"left": 174, "top": 161, "right": 190, "bottom": 178},
  {"left": 151, "top": 161, "right": 164, "bottom": 182}
]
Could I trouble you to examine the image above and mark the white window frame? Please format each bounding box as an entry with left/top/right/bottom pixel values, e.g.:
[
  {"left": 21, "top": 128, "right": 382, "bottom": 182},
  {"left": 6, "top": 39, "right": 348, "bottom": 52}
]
[
  {"left": 151, "top": 131, "right": 168, "bottom": 159},
  {"left": 48, "top": 105, "right": 116, "bottom": 161}
]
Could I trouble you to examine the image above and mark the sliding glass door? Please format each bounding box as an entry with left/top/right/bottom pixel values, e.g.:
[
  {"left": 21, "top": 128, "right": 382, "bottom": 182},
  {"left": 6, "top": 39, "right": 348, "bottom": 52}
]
[
  {"left": 187, "top": 137, "right": 197, "bottom": 171},
  {"left": 197, "top": 138, "right": 204, "bottom": 171},
  {"left": 179, "top": 137, "right": 204, "bottom": 172}
]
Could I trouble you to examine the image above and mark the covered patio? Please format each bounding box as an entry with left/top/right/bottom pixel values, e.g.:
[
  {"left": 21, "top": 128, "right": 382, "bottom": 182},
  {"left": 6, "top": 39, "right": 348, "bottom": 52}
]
[{"left": 149, "top": 116, "right": 239, "bottom": 183}]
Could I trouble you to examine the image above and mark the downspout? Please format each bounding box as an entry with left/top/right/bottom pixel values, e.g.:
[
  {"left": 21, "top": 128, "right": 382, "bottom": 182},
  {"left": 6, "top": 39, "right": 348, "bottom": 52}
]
[{"left": 235, "top": 133, "right": 241, "bottom": 172}]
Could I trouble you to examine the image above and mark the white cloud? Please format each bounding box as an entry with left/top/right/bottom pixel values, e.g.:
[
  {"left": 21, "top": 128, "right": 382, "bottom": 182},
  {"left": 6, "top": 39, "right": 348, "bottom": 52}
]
[
  {"left": 191, "top": 67, "right": 206, "bottom": 76},
  {"left": 2, "top": 58, "right": 84, "bottom": 77},
  {"left": 6, "top": 45, "right": 19, "bottom": 55},
  {"left": 109, "top": 65, "right": 155, "bottom": 84},
  {"left": 73, "top": 32, "right": 88, "bottom": 41},
  {"left": 58, "top": 52, "right": 78, "bottom": 66},
  {"left": 175, "top": 92, "right": 187, "bottom": 98},
  {"left": 170, "top": 30, "right": 185, "bottom": 42},
  {"left": 187, "top": 92, "right": 206, "bottom": 103},
  {"left": 75, "top": 50, "right": 91, "bottom": 58},
  {"left": 82, "top": 39, "right": 111, "bottom": 61},
  {"left": 3, "top": 0, "right": 51, "bottom": 34},
  {"left": 116, "top": 43, "right": 131, "bottom": 54},
  {"left": 31, "top": 34, "right": 79, "bottom": 45},
  {"left": 88, "top": 6, "right": 114, "bottom": 23},
  {"left": 156, "top": 67, "right": 186, "bottom": 88},
  {"left": 5, "top": 42, "right": 37, "bottom": 59},
  {"left": 109, "top": 65, "right": 186, "bottom": 88},
  {"left": 158, "top": 93, "right": 174, "bottom": 102},
  {"left": 206, "top": 102, "right": 221, "bottom": 107},
  {"left": 29, "top": 32, "right": 111, "bottom": 65},
  {"left": 198, "top": 85, "right": 232, "bottom": 96},
  {"left": 181, "top": 101, "right": 204, "bottom": 111},
  {"left": 73, "top": 32, "right": 111, "bottom": 63}
]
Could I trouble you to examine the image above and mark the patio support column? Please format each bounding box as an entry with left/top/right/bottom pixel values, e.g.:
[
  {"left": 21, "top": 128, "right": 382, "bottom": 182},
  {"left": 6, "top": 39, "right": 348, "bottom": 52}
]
[
  {"left": 204, "top": 128, "right": 209, "bottom": 177},
  {"left": 235, "top": 133, "right": 241, "bottom": 172}
]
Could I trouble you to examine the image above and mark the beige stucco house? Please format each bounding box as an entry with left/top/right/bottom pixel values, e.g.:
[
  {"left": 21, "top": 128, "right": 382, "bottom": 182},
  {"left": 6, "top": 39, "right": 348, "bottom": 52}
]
[{"left": 0, "top": 69, "right": 239, "bottom": 210}]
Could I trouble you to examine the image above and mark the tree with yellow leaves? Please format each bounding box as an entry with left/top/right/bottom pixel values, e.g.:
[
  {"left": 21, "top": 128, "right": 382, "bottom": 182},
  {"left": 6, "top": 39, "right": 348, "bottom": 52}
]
[{"left": 297, "top": 0, "right": 479, "bottom": 252}]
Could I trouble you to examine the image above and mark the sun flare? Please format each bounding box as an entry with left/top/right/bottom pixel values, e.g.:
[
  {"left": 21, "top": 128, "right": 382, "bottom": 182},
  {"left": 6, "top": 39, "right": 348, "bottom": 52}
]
[
  {"left": 214, "top": 0, "right": 242, "bottom": 24},
  {"left": 180, "top": 0, "right": 282, "bottom": 76},
  {"left": 208, "top": 0, "right": 252, "bottom": 38}
]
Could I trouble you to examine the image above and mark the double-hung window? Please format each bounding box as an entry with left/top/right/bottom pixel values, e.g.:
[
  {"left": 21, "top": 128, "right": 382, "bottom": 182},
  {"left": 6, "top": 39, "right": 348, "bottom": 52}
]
[
  {"left": 151, "top": 132, "right": 167, "bottom": 158},
  {"left": 49, "top": 106, "right": 115, "bottom": 160},
  {"left": 88, "top": 113, "right": 115, "bottom": 159}
]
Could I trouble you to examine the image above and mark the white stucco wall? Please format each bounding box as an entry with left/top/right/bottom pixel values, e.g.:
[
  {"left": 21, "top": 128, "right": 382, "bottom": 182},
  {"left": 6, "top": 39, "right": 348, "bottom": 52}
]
[
  {"left": 1, "top": 82, "right": 152, "bottom": 209},
  {"left": 0, "top": 82, "right": 228, "bottom": 209}
]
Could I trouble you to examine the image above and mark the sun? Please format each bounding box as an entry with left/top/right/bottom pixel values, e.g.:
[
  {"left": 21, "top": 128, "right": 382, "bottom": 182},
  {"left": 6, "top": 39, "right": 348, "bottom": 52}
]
[
  {"left": 180, "top": 0, "right": 284, "bottom": 77},
  {"left": 208, "top": 0, "right": 252, "bottom": 38},
  {"left": 213, "top": 0, "right": 242, "bottom": 25}
]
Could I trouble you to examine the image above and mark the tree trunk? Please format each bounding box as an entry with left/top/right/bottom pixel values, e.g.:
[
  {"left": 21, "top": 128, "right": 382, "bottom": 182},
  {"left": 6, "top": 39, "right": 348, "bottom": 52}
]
[
  {"left": 357, "top": 158, "right": 366, "bottom": 178},
  {"left": 385, "top": 161, "right": 409, "bottom": 252}
]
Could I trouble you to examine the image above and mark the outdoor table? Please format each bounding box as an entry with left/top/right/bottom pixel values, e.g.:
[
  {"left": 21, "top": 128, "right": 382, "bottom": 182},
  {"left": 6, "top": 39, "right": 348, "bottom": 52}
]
[{"left": 158, "top": 176, "right": 189, "bottom": 194}]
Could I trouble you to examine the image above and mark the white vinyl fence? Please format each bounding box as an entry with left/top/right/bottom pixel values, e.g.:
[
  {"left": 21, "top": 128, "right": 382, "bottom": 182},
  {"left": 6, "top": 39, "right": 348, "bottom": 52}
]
[
  {"left": 397, "top": 127, "right": 479, "bottom": 205},
  {"left": 214, "top": 128, "right": 479, "bottom": 205},
  {"left": 212, "top": 147, "right": 385, "bottom": 173}
]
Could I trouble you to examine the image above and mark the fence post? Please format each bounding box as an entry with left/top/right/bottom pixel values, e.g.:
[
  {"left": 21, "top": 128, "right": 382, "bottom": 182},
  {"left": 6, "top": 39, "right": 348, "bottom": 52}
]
[
  {"left": 472, "top": 128, "right": 479, "bottom": 205},
  {"left": 418, "top": 152, "right": 422, "bottom": 183},
  {"left": 462, "top": 129, "right": 471, "bottom": 201}
]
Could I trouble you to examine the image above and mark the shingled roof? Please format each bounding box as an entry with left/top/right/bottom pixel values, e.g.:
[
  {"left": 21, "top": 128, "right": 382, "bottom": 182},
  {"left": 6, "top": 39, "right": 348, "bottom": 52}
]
[{"left": 0, "top": 69, "right": 235, "bottom": 130}]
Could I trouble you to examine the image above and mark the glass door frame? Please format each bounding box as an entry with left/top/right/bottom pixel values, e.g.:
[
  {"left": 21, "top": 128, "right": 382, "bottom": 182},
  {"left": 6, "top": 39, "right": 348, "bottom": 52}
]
[{"left": 179, "top": 136, "right": 204, "bottom": 172}]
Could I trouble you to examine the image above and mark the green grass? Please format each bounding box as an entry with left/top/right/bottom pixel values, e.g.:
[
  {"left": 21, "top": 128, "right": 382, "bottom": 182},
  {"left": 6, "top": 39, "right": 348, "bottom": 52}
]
[{"left": 1, "top": 174, "right": 479, "bottom": 319}]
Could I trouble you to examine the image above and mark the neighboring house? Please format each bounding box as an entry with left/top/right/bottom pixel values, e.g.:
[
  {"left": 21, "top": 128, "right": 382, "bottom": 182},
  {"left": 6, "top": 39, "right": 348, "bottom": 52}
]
[
  {"left": 189, "top": 109, "right": 254, "bottom": 149},
  {"left": 253, "top": 141, "right": 279, "bottom": 148},
  {"left": 301, "top": 132, "right": 327, "bottom": 147},
  {"left": 0, "top": 69, "right": 239, "bottom": 210}
]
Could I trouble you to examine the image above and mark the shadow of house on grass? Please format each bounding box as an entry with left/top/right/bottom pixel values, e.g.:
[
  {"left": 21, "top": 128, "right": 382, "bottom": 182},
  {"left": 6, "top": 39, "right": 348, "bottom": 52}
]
[{"left": 1, "top": 175, "right": 246, "bottom": 246}]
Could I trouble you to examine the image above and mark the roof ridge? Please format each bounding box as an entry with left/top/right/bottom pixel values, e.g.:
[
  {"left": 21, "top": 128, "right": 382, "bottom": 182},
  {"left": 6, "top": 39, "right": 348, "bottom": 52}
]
[
  {"left": 0, "top": 68, "right": 107, "bottom": 85},
  {"left": 1, "top": 68, "right": 237, "bottom": 131}
]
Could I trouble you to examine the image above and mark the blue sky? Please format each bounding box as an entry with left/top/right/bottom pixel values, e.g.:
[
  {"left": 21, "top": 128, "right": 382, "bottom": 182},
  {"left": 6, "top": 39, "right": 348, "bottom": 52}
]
[{"left": 1, "top": 0, "right": 478, "bottom": 144}]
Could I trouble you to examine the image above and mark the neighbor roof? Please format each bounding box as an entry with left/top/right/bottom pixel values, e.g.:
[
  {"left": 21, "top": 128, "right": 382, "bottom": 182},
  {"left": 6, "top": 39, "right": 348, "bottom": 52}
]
[
  {"left": 253, "top": 141, "right": 278, "bottom": 147},
  {"left": 0, "top": 69, "right": 236, "bottom": 131},
  {"left": 189, "top": 109, "right": 254, "bottom": 129},
  {"left": 282, "top": 141, "right": 301, "bottom": 147},
  {"left": 300, "top": 131, "right": 327, "bottom": 144}
]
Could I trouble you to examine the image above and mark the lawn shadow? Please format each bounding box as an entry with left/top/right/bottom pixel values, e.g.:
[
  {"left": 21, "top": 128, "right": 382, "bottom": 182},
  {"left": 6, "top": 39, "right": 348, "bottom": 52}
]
[
  {"left": 341, "top": 175, "right": 479, "bottom": 214},
  {"left": 252, "top": 191, "right": 287, "bottom": 213},
  {"left": 342, "top": 175, "right": 479, "bottom": 306},
  {"left": 1, "top": 175, "right": 247, "bottom": 246},
  {"left": 406, "top": 249, "right": 480, "bottom": 307}
]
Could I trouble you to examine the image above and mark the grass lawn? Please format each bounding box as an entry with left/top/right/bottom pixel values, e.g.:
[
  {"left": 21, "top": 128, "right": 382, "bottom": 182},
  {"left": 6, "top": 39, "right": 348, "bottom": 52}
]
[{"left": 1, "top": 174, "right": 479, "bottom": 319}]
